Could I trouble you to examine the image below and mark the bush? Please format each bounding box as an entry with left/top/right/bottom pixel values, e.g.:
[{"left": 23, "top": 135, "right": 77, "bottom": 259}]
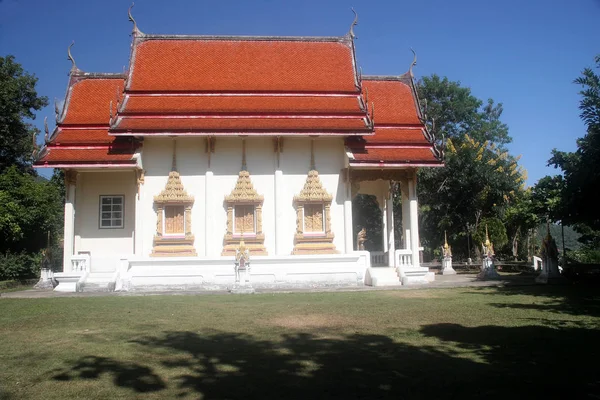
[{"left": 0, "top": 251, "right": 41, "bottom": 281}]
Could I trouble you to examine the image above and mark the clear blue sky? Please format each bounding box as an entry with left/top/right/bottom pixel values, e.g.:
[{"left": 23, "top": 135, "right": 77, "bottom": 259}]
[{"left": 1, "top": 0, "right": 598, "bottom": 185}]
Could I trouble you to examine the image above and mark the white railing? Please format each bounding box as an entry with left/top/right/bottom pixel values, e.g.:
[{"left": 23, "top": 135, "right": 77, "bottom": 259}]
[
  {"left": 370, "top": 251, "right": 387, "bottom": 266},
  {"left": 70, "top": 254, "right": 90, "bottom": 272},
  {"left": 395, "top": 249, "right": 413, "bottom": 268}
]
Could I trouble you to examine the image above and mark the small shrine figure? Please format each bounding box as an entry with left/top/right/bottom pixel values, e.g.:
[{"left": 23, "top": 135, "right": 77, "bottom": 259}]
[
  {"left": 34, "top": 234, "right": 55, "bottom": 289},
  {"left": 536, "top": 223, "right": 562, "bottom": 283},
  {"left": 477, "top": 225, "right": 499, "bottom": 280},
  {"left": 232, "top": 237, "right": 255, "bottom": 293},
  {"left": 441, "top": 231, "right": 456, "bottom": 275},
  {"left": 357, "top": 227, "right": 367, "bottom": 251}
]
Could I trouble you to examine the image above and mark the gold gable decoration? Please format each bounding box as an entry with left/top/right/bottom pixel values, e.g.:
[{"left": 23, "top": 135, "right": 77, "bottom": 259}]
[
  {"left": 222, "top": 167, "right": 267, "bottom": 256},
  {"left": 151, "top": 140, "right": 196, "bottom": 257},
  {"left": 294, "top": 170, "right": 333, "bottom": 203},
  {"left": 292, "top": 165, "right": 337, "bottom": 255},
  {"left": 154, "top": 170, "right": 194, "bottom": 204},
  {"left": 225, "top": 170, "right": 264, "bottom": 203}
]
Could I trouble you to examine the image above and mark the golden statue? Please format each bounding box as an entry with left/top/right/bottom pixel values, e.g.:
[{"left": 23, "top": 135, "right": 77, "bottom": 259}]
[{"left": 357, "top": 227, "right": 367, "bottom": 251}]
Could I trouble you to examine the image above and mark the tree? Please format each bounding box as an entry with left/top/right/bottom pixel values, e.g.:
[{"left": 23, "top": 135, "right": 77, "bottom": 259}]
[
  {"left": 419, "top": 74, "right": 511, "bottom": 146},
  {"left": 0, "top": 55, "right": 48, "bottom": 172},
  {"left": 0, "top": 56, "right": 63, "bottom": 280},
  {"left": 416, "top": 75, "right": 527, "bottom": 260},
  {"left": 548, "top": 55, "right": 600, "bottom": 231}
]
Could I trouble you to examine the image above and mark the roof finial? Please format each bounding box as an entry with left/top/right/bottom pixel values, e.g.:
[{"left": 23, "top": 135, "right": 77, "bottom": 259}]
[
  {"left": 54, "top": 98, "right": 60, "bottom": 120},
  {"left": 109, "top": 100, "right": 113, "bottom": 121},
  {"left": 370, "top": 101, "right": 375, "bottom": 125},
  {"left": 32, "top": 130, "right": 38, "bottom": 159},
  {"left": 44, "top": 117, "right": 49, "bottom": 143},
  {"left": 408, "top": 48, "right": 417, "bottom": 77},
  {"left": 67, "top": 41, "right": 78, "bottom": 72},
  {"left": 128, "top": 3, "right": 141, "bottom": 36},
  {"left": 349, "top": 8, "right": 358, "bottom": 39},
  {"left": 444, "top": 230, "right": 449, "bottom": 249}
]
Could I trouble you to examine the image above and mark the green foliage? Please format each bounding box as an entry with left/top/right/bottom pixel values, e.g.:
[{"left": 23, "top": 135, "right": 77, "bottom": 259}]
[
  {"left": 415, "top": 75, "right": 526, "bottom": 260},
  {"left": 0, "top": 56, "right": 63, "bottom": 280},
  {"left": 0, "top": 55, "right": 48, "bottom": 172},
  {"left": 418, "top": 74, "right": 511, "bottom": 146},
  {"left": 0, "top": 166, "right": 63, "bottom": 253},
  {"left": 472, "top": 217, "right": 508, "bottom": 249},
  {"left": 547, "top": 55, "right": 600, "bottom": 231},
  {"left": 0, "top": 250, "right": 41, "bottom": 281}
]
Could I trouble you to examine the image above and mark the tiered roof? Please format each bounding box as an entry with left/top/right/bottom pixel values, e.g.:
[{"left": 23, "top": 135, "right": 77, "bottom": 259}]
[
  {"left": 36, "top": 74, "right": 139, "bottom": 168},
  {"left": 35, "top": 14, "right": 442, "bottom": 169},
  {"left": 345, "top": 76, "right": 442, "bottom": 167}
]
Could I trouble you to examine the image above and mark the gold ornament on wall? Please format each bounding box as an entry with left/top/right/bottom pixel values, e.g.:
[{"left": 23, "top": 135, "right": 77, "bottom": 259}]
[
  {"left": 151, "top": 139, "right": 197, "bottom": 257},
  {"left": 292, "top": 139, "right": 337, "bottom": 255}
]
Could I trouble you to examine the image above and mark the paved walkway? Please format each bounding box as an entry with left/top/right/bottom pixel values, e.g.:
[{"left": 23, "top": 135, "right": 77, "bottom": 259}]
[{"left": 0, "top": 273, "right": 538, "bottom": 299}]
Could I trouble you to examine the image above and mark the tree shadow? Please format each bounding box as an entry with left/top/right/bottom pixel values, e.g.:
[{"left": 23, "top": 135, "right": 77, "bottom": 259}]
[
  {"left": 468, "top": 284, "right": 600, "bottom": 318},
  {"left": 52, "top": 355, "right": 165, "bottom": 393},
  {"left": 49, "top": 323, "right": 600, "bottom": 399},
  {"left": 420, "top": 323, "right": 600, "bottom": 397}
]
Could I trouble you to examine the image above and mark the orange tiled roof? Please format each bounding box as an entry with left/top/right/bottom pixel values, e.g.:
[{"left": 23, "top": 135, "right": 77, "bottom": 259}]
[
  {"left": 361, "top": 78, "right": 421, "bottom": 126},
  {"left": 122, "top": 94, "right": 363, "bottom": 115},
  {"left": 346, "top": 127, "right": 430, "bottom": 146},
  {"left": 36, "top": 146, "right": 137, "bottom": 166},
  {"left": 128, "top": 38, "right": 359, "bottom": 93},
  {"left": 35, "top": 33, "right": 443, "bottom": 168},
  {"left": 52, "top": 128, "right": 113, "bottom": 144},
  {"left": 61, "top": 77, "right": 124, "bottom": 125},
  {"left": 34, "top": 75, "right": 139, "bottom": 168},
  {"left": 345, "top": 77, "right": 443, "bottom": 167},
  {"left": 348, "top": 147, "right": 439, "bottom": 165},
  {"left": 113, "top": 115, "right": 369, "bottom": 133}
]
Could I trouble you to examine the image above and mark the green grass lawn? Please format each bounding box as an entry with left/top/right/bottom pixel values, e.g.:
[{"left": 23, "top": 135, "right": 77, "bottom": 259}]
[{"left": 1, "top": 285, "right": 599, "bottom": 399}]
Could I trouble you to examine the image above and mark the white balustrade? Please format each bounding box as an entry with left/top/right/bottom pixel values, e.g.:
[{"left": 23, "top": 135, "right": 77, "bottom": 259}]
[
  {"left": 370, "top": 251, "right": 387, "bottom": 266},
  {"left": 70, "top": 254, "right": 90, "bottom": 272},
  {"left": 395, "top": 249, "right": 413, "bottom": 268}
]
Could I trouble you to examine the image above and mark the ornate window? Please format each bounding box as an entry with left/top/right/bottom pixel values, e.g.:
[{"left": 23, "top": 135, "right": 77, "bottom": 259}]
[
  {"left": 234, "top": 205, "right": 256, "bottom": 234},
  {"left": 164, "top": 205, "right": 185, "bottom": 236},
  {"left": 222, "top": 170, "right": 267, "bottom": 256},
  {"left": 292, "top": 169, "right": 337, "bottom": 254},
  {"left": 151, "top": 141, "right": 197, "bottom": 257},
  {"left": 303, "top": 204, "right": 324, "bottom": 233},
  {"left": 99, "top": 195, "right": 124, "bottom": 229}
]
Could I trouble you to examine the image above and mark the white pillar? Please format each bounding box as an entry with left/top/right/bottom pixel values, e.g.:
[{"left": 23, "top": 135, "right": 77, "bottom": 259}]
[
  {"left": 204, "top": 170, "right": 213, "bottom": 257},
  {"left": 408, "top": 174, "right": 420, "bottom": 268},
  {"left": 401, "top": 180, "right": 411, "bottom": 251},
  {"left": 381, "top": 197, "right": 388, "bottom": 253},
  {"left": 274, "top": 169, "right": 283, "bottom": 255},
  {"left": 386, "top": 189, "right": 395, "bottom": 267},
  {"left": 63, "top": 175, "right": 76, "bottom": 272},
  {"left": 344, "top": 182, "right": 354, "bottom": 253},
  {"left": 134, "top": 172, "right": 143, "bottom": 257}
]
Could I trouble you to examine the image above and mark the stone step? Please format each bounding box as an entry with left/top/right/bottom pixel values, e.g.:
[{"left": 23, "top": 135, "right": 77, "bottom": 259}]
[
  {"left": 365, "top": 267, "right": 402, "bottom": 287},
  {"left": 81, "top": 272, "right": 116, "bottom": 292}
]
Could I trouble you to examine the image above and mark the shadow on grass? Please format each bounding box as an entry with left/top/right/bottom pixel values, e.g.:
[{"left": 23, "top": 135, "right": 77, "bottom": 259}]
[
  {"left": 471, "top": 283, "right": 600, "bottom": 318},
  {"left": 52, "top": 355, "right": 165, "bottom": 393},
  {"left": 50, "top": 324, "right": 600, "bottom": 399}
]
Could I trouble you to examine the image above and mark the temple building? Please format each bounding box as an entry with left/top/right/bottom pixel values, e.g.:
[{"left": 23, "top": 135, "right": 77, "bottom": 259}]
[{"left": 34, "top": 10, "right": 444, "bottom": 291}]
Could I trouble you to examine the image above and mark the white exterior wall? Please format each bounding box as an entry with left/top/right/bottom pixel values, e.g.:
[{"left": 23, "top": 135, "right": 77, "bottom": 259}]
[
  {"left": 74, "top": 171, "right": 136, "bottom": 272},
  {"left": 138, "top": 136, "right": 347, "bottom": 258}
]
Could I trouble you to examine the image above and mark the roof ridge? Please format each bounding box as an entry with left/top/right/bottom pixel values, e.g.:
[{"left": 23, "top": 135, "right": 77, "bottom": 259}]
[
  {"left": 137, "top": 34, "right": 351, "bottom": 43},
  {"left": 69, "top": 72, "right": 126, "bottom": 79}
]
